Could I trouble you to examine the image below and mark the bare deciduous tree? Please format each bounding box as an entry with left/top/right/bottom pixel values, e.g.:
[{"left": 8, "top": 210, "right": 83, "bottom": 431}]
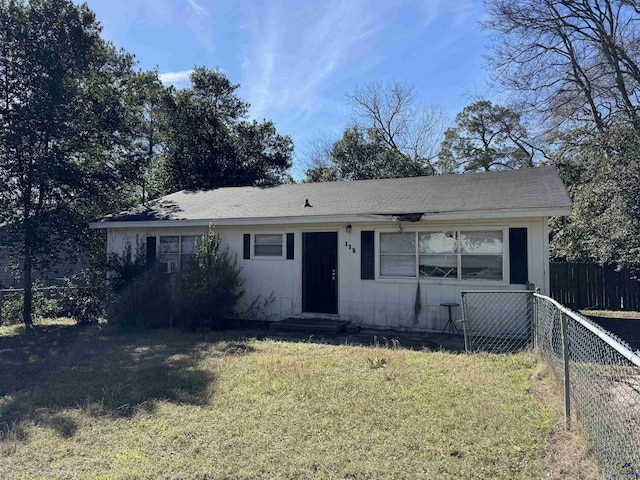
[
  {"left": 303, "top": 82, "right": 447, "bottom": 182},
  {"left": 485, "top": 0, "right": 640, "bottom": 135},
  {"left": 347, "top": 81, "right": 447, "bottom": 169}
]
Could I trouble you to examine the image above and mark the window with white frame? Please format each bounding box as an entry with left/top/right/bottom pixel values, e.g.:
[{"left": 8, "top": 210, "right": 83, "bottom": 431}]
[
  {"left": 419, "top": 231, "right": 458, "bottom": 278},
  {"left": 254, "top": 234, "right": 283, "bottom": 257},
  {"left": 158, "top": 235, "right": 202, "bottom": 272},
  {"left": 459, "top": 231, "right": 503, "bottom": 280},
  {"left": 179, "top": 235, "right": 200, "bottom": 270},
  {"left": 158, "top": 236, "right": 179, "bottom": 273},
  {"left": 380, "top": 230, "right": 504, "bottom": 280},
  {"left": 380, "top": 232, "right": 416, "bottom": 277}
]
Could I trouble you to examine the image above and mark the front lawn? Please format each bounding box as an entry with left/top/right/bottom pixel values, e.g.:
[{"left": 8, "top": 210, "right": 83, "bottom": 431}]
[{"left": 0, "top": 323, "right": 595, "bottom": 479}]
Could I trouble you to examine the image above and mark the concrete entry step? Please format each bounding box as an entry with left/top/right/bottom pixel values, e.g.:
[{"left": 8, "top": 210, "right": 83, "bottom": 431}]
[{"left": 270, "top": 317, "right": 350, "bottom": 334}]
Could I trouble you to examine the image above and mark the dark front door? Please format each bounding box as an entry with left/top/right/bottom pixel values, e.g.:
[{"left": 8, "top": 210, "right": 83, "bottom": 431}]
[{"left": 302, "top": 232, "right": 338, "bottom": 314}]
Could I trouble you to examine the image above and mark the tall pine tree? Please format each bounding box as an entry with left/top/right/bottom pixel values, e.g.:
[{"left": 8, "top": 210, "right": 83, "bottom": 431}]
[{"left": 0, "top": 0, "right": 137, "bottom": 325}]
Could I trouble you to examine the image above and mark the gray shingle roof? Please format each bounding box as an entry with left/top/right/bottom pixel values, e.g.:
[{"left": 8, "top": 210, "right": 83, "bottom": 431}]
[{"left": 95, "top": 166, "right": 572, "bottom": 224}]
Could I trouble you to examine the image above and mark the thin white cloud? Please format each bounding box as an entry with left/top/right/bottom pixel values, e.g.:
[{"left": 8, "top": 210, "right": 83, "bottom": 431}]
[
  {"left": 241, "top": 2, "right": 280, "bottom": 119},
  {"left": 98, "top": 0, "right": 214, "bottom": 51},
  {"left": 159, "top": 70, "right": 193, "bottom": 87},
  {"left": 186, "top": 0, "right": 208, "bottom": 16},
  {"left": 184, "top": 0, "right": 214, "bottom": 51},
  {"left": 418, "top": 0, "right": 476, "bottom": 26},
  {"left": 183, "top": 0, "right": 214, "bottom": 50},
  {"left": 241, "top": 0, "right": 379, "bottom": 121}
]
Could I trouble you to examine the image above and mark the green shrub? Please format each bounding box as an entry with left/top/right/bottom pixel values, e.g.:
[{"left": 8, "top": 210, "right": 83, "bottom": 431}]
[
  {"left": 59, "top": 268, "right": 106, "bottom": 324},
  {"left": 107, "top": 240, "right": 147, "bottom": 294},
  {"left": 106, "top": 239, "right": 173, "bottom": 330},
  {"left": 175, "top": 227, "right": 244, "bottom": 330},
  {"left": 1, "top": 292, "right": 24, "bottom": 325},
  {"left": 0, "top": 283, "right": 60, "bottom": 325},
  {"left": 107, "top": 264, "right": 172, "bottom": 330},
  {"left": 106, "top": 228, "right": 244, "bottom": 330}
]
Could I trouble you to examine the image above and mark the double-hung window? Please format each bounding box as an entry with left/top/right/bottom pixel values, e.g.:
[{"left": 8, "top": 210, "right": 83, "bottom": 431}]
[
  {"left": 459, "top": 231, "right": 503, "bottom": 280},
  {"left": 254, "top": 234, "right": 283, "bottom": 257},
  {"left": 380, "top": 232, "right": 416, "bottom": 277},
  {"left": 158, "top": 235, "right": 202, "bottom": 272},
  {"left": 179, "top": 235, "right": 200, "bottom": 270},
  {"left": 158, "top": 236, "right": 179, "bottom": 273},
  {"left": 380, "top": 230, "right": 504, "bottom": 281},
  {"left": 419, "top": 232, "right": 458, "bottom": 278}
]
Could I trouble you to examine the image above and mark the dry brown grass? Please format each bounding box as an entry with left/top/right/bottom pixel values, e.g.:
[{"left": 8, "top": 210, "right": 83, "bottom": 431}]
[
  {"left": 580, "top": 310, "right": 640, "bottom": 319},
  {"left": 529, "top": 361, "right": 602, "bottom": 479}
]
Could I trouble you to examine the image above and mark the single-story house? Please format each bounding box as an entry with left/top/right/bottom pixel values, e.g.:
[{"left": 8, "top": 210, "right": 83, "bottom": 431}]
[{"left": 90, "top": 166, "right": 572, "bottom": 331}]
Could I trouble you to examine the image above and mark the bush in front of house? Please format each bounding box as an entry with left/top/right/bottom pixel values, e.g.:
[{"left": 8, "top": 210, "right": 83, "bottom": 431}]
[
  {"left": 106, "top": 239, "right": 173, "bottom": 329},
  {"left": 107, "top": 263, "right": 172, "bottom": 330},
  {"left": 175, "top": 227, "right": 244, "bottom": 330},
  {"left": 107, "top": 240, "right": 147, "bottom": 295},
  {"left": 105, "top": 229, "right": 243, "bottom": 330},
  {"left": 58, "top": 268, "right": 107, "bottom": 324}
]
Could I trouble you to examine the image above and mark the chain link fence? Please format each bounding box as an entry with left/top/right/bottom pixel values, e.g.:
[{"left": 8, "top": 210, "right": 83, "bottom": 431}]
[
  {"left": 460, "top": 290, "right": 534, "bottom": 353},
  {"left": 534, "top": 293, "right": 640, "bottom": 478},
  {"left": 461, "top": 289, "right": 640, "bottom": 477}
]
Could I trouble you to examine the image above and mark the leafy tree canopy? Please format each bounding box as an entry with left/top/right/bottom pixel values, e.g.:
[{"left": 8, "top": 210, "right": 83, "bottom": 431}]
[
  {"left": 329, "top": 126, "right": 431, "bottom": 181},
  {"left": 121, "top": 69, "right": 168, "bottom": 203},
  {"left": 550, "top": 126, "right": 640, "bottom": 273},
  {"left": 0, "top": 0, "right": 140, "bottom": 324},
  {"left": 162, "top": 67, "right": 294, "bottom": 191}
]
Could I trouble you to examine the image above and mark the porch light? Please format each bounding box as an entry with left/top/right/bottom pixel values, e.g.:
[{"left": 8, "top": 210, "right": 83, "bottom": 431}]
[{"left": 346, "top": 224, "right": 352, "bottom": 233}]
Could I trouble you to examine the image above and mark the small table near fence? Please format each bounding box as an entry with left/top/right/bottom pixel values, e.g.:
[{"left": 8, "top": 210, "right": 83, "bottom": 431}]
[{"left": 441, "top": 302, "right": 460, "bottom": 335}]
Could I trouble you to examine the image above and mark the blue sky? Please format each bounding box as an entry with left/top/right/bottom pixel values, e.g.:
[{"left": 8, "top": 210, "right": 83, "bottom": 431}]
[{"left": 83, "top": 0, "right": 494, "bottom": 177}]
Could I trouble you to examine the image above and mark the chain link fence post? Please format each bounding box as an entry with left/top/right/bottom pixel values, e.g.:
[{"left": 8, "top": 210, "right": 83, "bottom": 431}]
[
  {"left": 461, "top": 292, "right": 469, "bottom": 352},
  {"left": 460, "top": 290, "right": 640, "bottom": 475},
  {"left": 531, "top": 288, "right": 540, "bottom": 348},
  {"left": 560, "top": 311, "right": 571, "bottom": 430}
]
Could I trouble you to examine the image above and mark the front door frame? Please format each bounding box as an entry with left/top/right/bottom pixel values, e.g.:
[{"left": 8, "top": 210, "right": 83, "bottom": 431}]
[{"left": 302, "top": 231, "right": 338, "bottom": 315}]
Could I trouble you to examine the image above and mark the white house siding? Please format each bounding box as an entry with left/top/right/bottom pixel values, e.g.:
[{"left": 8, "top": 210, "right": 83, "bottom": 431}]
[
  {"left": 339, "top": 219, "right": 547, "bottom": 332},
  {"left": 105, "top": 216, "right": 549, "bottom": 332}
]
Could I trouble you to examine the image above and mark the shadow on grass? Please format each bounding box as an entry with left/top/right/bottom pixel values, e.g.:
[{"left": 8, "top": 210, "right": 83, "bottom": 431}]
[
  {"left": 0, "top": 324, "right": 256, "bottom": 442},
  {"left": 253, "top": 329, "right": 463, "bottom": 352}
]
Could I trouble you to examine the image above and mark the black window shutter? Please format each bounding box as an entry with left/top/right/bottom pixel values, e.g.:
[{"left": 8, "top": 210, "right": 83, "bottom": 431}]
[
  {"left": 509, "top": 228, "right": 528, "bottom": 284},
  {"left": 243, "top": 234, "right": 251, "bottom": 259},
  {"left": 361, "top": 231, "right": 375, "bottom": 280},
  {"left": 286, "top": 233, "right": 294, "bottom": 260},
  {"left": 145, "top": 237, "right": 156, "bottom": 266}
]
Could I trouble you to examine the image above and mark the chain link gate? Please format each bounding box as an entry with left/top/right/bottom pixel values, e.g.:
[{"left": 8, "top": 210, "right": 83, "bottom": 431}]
[{"left": 460, "top": 290, "right": 534, "bottom": 353}]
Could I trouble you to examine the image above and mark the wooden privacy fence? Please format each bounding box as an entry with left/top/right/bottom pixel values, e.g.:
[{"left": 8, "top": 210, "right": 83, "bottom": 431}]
[{"left": 550, "top": 263, "right": 640, "bottom": 310}]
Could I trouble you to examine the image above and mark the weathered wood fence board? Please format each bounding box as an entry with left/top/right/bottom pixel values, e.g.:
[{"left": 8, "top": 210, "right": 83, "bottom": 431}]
[{"left": 550, "top": 263, "right": 640, "bottom": 310}]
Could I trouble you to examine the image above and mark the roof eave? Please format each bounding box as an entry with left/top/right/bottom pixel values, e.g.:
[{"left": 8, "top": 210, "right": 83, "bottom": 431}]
[{"left": 89, "top": 206, "right": 572, "bottom": 229}]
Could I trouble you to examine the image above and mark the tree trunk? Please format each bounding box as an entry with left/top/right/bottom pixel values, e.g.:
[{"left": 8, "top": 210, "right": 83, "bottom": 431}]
[{"left": 22, "top": 251, "right": 33, "bottom": 327}]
